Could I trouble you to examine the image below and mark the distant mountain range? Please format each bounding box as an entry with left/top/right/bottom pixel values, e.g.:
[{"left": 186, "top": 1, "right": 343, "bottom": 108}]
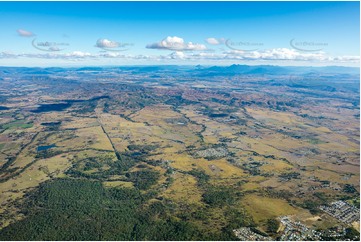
[
  {"left": 194, "top": 64, "right": 360, "bottom": 76},
  {"left": 0, "top": 65, "right": 359, "bottom": 76}
]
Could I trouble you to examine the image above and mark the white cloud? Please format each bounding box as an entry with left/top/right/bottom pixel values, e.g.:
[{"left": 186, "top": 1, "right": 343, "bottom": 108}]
[
  {"left": 160, "top": 48, "right": 359, "bottom": 63},
  {"left": 95, "top": 38, "right": 121, "bottom": 49},
  {"left": 205, "top": 37, "right": 225, "bottom": 45},
  {"left": 95, "top": 38, "right": 133, "bottom": 52},
  {"left": 224, "top": 48, "right": 331, "bottom": 61},
  {"left": 169, "top": 51, "right": 186, "bottom": 59},
  {"left": 0, "top": 48, "right": 358, "bottom": 64},
  {"left": 331, "top": 55, "right": 360, "bottom": 62},
  {"left": 0, "top": 51, "right": 93, "bottom": 60},
  {"left": 146, "top": 36, "right": 206, "bottom": 51},
  {"left": 17, "top": 29, "right": 35, "bottom": 37},
  {"left": 64, "top": 51, "right": 92, "bottom": 58},
  {"left": 0, "top": 51, "right": 17, "bottom": 58},
  {"left": 99, "top": 52, "right": 125, "bottom": 58}
]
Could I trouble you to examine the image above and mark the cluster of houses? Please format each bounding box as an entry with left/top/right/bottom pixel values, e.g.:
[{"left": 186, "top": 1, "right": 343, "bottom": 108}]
[
  {"left": 319, "top": 200, "right": 360, "bottom": 224},
  {"left": 232, "top": 227, "right": 272, "bottom": 241},
  {"left": 279, "top": 216, "right": 321, "bottom": 241},
  {"left": 232, "top": 199, "right": 360, "bottom": 241}
]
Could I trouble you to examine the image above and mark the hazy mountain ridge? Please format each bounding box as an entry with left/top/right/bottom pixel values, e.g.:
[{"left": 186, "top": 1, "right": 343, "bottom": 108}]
[{"left": 0, "top": 65, "right": 359, "bottom": 76}]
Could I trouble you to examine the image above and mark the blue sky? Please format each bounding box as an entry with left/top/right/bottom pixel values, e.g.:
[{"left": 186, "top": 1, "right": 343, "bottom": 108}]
[{"left": 0, "top": 1, "right": 359, "bottom": 66}]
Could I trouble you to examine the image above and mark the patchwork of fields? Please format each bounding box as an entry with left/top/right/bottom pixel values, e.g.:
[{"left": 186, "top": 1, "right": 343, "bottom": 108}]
[{"left": 0, "top": 66, "right": 359, "bottom": 240}]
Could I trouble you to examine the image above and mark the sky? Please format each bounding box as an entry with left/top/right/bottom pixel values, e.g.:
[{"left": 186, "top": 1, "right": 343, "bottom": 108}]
[{"left": 0, "top": 1, "right": 359, "bottom": 67}]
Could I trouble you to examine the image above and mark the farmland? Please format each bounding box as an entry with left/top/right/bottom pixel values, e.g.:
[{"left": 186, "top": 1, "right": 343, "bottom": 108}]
[{"left": 0, "top": 65, "right": 359, "bottom": 240}]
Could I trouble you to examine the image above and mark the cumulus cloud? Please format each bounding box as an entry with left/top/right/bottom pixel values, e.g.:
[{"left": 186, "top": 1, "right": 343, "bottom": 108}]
[
  {"left": 0, "top": 51, "right": 93, "bottom": 60},
  {"left": 0, "top": 48, "right": 358, "bottom": 64},
  {"left": 146, "top": 36, "right": 206, "bottom": 51},
  {"left": 158, "top": 48, "right": 359, "bottom": 63},
  {"left": 95, "top": 38, "right": 133, "bottom": 52},
  {"left": 224, "top": 48, "right": 328, "bottom": 61},
  {"left": 64, "top": 51, "right": 92, "bottom": 58},
  {"left": 96, "top": 39, "right": 121, "bottom": 49},
  {"left": 17, "top": 29, "right": 35, "bottom": 37},
  {"left": 169, "top": 51, "right": 186, "bottom": 59},
  {"left": 205, "top": 37, "right": 225, "bottom": 45},
  {"left": 331, "top": 55, "right": 360, "bottom": 62}
]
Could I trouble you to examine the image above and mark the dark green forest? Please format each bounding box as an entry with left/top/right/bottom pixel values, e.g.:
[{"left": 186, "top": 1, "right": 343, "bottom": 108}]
[{"left": 0, "top": 178, "right": 247, "bottom": 241}]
